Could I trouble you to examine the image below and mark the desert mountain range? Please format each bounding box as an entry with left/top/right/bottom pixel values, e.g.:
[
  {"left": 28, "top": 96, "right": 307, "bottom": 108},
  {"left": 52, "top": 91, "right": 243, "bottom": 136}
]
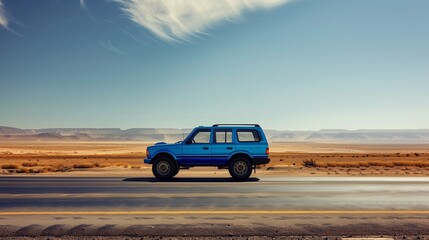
[{"left": 1, "top": 126, "right": 429, "bottom": 143}]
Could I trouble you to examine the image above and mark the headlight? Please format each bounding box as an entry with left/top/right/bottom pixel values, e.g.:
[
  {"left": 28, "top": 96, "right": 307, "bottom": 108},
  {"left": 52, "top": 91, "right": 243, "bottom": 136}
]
[{"left": 146, "top": 149, "right": 150, "bottom": 157}]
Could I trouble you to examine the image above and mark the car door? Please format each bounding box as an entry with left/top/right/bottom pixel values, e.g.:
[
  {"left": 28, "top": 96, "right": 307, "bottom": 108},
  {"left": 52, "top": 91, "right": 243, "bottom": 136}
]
[
  {"left": 181, "top": 129, "right": 212, "bottom": 165},
  {"left": 211, "top": 128, "right": 234, "bottom": 166}
]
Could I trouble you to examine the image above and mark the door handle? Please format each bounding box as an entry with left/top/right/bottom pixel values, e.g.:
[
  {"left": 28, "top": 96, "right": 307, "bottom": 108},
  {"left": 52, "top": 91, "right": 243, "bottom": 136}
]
[
  {"left": 203, "top": 147, "right": 209, "bottom": 150},
  {"left": 227, "top": 147, "right": 233, "bottom": 150}
]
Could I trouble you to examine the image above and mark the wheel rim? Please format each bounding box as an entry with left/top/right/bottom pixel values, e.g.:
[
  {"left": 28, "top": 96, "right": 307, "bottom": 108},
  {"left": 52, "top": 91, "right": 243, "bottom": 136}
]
[
  {"left": 156, "top": 160, "right": 171, "bottom": 176},
  {"left": 233, "top": 161, "right": 248, "bottom": 176}
]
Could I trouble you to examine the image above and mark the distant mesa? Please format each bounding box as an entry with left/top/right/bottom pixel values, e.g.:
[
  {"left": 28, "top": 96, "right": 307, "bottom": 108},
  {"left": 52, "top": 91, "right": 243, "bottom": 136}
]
[
  {"left": 318, "top": 129, "right": 348, "bottom": 133},
  {"left": 0, "top": 126, "right": 429, "bottom": 143},
  {"left": 270, "top": 132, "right": 297, "bottom": 141},
  {"left": 305, "top": 132, "right": 327, "bottom": 140},
  {"left": 330, "top": 133, "right": 367, "bottom": 140},
  {"left": 0, "top": 126, "right": 34, "bottom": 135}
]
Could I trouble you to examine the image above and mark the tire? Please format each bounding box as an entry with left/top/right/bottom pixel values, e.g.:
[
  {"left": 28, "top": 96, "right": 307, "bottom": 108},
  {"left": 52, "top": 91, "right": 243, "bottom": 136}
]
[
  {"left": 228, "top": 156, "right": 252, "bottom": 180},
  {"left": 152, "top": 156, "right": 177, "bottom": 180},
  {"left": 172, "top": 165, "right": 180, "bottom": 177}
]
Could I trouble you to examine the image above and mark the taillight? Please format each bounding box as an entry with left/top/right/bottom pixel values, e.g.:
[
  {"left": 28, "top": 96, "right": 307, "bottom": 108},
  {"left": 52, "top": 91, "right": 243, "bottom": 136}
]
[{"left": 265, "top": 148, "right": 269, "bottom": 155}]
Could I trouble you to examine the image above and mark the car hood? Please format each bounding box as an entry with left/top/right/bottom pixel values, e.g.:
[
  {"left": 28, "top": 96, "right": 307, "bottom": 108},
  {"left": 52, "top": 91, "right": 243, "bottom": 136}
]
[{"left": 149, "top": 142, "right": 181, "bottom": 149}]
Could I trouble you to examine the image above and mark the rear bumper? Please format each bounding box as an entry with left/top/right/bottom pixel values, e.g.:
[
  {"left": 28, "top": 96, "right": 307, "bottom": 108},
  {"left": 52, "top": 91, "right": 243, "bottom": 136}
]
[
  {"left": 253, "top": 157, "right": 270, "bottom": 165},
  {"left": 144, "top": 158, "right": 151, "bottom": 164}
]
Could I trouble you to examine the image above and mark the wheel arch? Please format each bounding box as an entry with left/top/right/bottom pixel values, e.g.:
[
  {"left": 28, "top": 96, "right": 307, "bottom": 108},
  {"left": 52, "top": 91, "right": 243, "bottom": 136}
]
[
  {"left": 152, "top": 151, "right": 177, "bottom": 163},
  {"left": 228, "top": 152, "right": 253, "bottom": 165}
]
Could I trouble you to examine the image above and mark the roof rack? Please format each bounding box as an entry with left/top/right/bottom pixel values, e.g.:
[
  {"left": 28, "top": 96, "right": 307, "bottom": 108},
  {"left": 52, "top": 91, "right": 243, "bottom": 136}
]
[{"left": 212, "top": 124, "right": 260, "bottom": 127}]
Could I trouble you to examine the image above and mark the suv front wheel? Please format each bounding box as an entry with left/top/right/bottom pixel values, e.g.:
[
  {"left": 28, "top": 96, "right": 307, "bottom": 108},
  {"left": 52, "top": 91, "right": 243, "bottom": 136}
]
[
  {"left": 228, "top": 157, "right": 252, "bottom": 180},
  {"left": 152, "top": 156, "right": 177, "bottom": 180}
]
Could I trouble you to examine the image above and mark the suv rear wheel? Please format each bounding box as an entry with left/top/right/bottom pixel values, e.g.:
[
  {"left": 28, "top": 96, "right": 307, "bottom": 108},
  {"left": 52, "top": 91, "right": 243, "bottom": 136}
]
[
  {"left": 228, "top": 157, "right": 252, "bottom": 180},
  {"left": 152, "top": 156, "right": 177, "bottom": 180}
]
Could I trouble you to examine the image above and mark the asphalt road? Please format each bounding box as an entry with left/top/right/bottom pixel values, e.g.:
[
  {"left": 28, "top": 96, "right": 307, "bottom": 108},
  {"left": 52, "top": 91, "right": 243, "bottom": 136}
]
[
  {"left": 1, "top": 176, "right": 429, "bottom": 212},
  {"left": 2, "top": 176, "right": 429, "bottom": 237}
]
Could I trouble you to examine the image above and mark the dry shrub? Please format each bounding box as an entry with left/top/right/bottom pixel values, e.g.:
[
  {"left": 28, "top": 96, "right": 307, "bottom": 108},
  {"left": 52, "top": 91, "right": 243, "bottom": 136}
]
[
  {"left": 368, "top": 161, "right": 395, "bottom": 167},
  {"left": 51, "top": 164, "right": 73, "bottom": 172},
  {"left": 358, "top": 162, "right": 370, "bottom": 167},
  {"left": 43, "top": 166, "right": 58, "bottom": 172},
  {"left": 385, "top": 162, "right": 394, "bottom": 167},
  {"left": 94, "top": 163, "right": 110, "bottom": 168},
  {"left": 131, "top": 165, "right": 141, "bottom": 169},
  {"left": 327, "top": 162, "right": 337, "bottom": 167},
  {"left": 340, "top": 162, "right": 360, "bottom": 168},
  {"left": 368, "top": 161, "right": 385, "bottom": 167},
  {"left": 323, "top": 161, "right": 378, "bottom": 168},
  {"left": 22, "top": 162, "right": 38, "bottom": 167},
  {"left": 115, "top": 162, "right": 130, "bottom": 168},
  {"left": 73, "top": 163, "right": 95, "bottom": 168},
  {"left": 324, "top": 162, "right": 348, "bottom": 168},
  {"left": 17, "top": 168, "right": 29, "bottom": 173},
  {"left": 1, "top": 164, "right": 19, "bottom": 169},
  {"left": 393, "top": 161, "right": 410, "bottom": 167},
  {"left": 302, "top": 159, "right": 317, "bottom": 167},
  {"left": 415, "top": 162, "right": 429, "bottom": 168}
]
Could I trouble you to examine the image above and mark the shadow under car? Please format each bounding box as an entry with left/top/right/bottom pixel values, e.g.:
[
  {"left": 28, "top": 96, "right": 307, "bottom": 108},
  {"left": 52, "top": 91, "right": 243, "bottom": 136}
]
[{"left": 122, "top": 177, "right": 260, "bottom": 183}]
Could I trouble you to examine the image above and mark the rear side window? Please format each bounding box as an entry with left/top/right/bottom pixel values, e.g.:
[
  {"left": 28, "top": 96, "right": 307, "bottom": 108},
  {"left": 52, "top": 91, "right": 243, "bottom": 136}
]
[
  {"left": 237, "top": 130, "right": 261, "bottom": 142},
  {"left": 214, "top": 129, "right": 232, "bottom": 143}
]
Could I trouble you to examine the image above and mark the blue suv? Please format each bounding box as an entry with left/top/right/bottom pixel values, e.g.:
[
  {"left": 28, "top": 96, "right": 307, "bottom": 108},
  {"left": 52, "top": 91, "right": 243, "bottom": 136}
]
[{"left": 144, "top": 124, "right": 270, "bottom": 180}]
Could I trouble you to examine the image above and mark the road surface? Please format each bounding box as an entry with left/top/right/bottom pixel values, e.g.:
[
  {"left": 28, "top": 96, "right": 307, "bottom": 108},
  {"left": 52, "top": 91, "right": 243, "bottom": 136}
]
[{"left": 1, "top": 176, "right": 429, "bottom": 237}]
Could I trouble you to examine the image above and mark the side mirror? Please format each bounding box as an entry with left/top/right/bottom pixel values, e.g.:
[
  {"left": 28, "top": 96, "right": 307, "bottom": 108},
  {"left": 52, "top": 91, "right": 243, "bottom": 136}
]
[{"left": 185, "top": 139, "right": 192, "bottom": 144}]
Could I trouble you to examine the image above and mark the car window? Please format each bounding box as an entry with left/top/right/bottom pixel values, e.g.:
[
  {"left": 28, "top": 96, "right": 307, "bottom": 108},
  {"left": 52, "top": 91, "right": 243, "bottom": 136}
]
[
  {"left": 191, "top": 130, "right": 211, "bottom": 144},
  {"left": 214, "top": 129, "right": 232, "bottom": 143},
  {"left": 237, "top": 130, "right": 261, "bottom": 142}
]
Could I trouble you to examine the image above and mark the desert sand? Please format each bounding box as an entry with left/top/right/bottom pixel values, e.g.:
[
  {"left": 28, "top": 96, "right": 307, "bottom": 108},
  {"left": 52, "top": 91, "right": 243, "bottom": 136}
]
[
  {"left": 1, "top": 140, "right": 429, "bottom": 177},
  {"left": 2, "top": 141, "right": 429, "bottom": 238}
]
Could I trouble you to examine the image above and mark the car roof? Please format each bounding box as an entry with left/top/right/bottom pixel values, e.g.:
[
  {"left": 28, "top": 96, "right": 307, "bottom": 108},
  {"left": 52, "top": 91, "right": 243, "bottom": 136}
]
[
  {"left": 212, "top": 124, "right": 260, "bottom": 127},
  {"left": 196, "top": 124, "right": 262, "bottom": 129}
]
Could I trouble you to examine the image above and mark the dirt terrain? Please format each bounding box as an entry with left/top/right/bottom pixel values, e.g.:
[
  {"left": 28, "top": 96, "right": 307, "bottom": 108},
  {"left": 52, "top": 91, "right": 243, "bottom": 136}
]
[
  {"left": 2, "top": 141, "right": 429, "bottom": 238},
  {"left": 1, "top": 141, "right": 429, "bottom": 176},
  {"left": 2, "top": 213, "right": 429, "bottom": 238}
]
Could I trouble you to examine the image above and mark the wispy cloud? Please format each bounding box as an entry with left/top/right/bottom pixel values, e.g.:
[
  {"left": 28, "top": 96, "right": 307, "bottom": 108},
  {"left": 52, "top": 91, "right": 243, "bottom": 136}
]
[
  {"left": 114, "top": 0, "right": 292, "bottom": 42},
  {"left": 99, "top": 40, "right": 125, "bottom": 55},
  {"left": 80, "top": 0, "right": 87, "bottom": 10},
  {"left": 0, "top": 0, "right": 9, "bottom": 29}
]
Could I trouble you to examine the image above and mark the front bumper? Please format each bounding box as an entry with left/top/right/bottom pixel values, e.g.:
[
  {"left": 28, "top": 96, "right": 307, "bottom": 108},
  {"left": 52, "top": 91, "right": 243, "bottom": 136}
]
[
  {"left": 253, "top": 157, "right": 270, "bottom": 165},
  {"left": 144, "top": 158, "right": 152, "bottom": 164}
]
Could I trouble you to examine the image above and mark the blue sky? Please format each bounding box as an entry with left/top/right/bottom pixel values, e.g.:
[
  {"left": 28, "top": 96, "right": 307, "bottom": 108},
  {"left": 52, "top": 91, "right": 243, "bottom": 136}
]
[{"left": 0, "top": 0, "right": 428, "bottom": 130}]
